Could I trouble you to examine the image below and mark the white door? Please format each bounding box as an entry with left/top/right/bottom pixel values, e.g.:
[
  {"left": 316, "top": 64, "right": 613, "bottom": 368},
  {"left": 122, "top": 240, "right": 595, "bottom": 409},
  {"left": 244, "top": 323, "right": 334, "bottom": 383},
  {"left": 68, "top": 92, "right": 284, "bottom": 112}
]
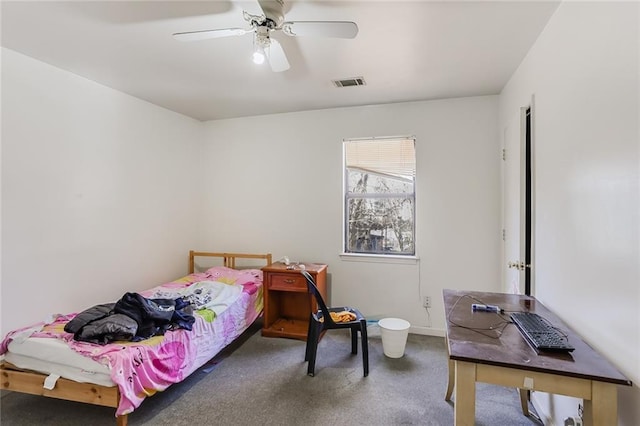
[{"left": 502, "top": 107, "right": 527, "bottom": 294}]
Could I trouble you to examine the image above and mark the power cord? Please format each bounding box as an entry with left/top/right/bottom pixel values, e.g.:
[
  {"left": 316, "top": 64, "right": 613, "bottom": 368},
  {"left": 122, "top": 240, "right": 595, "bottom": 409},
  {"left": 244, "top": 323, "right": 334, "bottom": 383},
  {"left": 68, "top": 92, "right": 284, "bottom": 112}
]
[{"left": 447, "top": 294, "right": 512, "bottom": 338}]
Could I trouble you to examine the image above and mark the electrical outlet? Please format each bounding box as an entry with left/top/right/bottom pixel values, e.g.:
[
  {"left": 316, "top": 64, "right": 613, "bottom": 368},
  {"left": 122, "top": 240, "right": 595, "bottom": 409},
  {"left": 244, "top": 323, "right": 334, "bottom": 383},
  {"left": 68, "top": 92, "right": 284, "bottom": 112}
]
[{"left": 423, "top": 296, "right": 431, "bottom": 308}]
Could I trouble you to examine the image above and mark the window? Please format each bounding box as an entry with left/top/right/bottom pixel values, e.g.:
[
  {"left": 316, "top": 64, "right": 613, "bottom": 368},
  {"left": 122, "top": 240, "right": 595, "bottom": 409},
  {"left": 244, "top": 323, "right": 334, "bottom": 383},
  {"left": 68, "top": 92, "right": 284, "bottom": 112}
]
[{"left": 343, "top": 137, "right": 416, "bottom": 256}]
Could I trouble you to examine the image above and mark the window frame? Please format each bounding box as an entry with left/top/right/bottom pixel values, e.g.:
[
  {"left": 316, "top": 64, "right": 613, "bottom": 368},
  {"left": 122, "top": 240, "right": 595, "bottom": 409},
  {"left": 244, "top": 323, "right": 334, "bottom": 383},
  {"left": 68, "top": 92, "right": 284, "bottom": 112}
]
[{"left": 342, "top": 136, "right": 417, "bottom": 257}]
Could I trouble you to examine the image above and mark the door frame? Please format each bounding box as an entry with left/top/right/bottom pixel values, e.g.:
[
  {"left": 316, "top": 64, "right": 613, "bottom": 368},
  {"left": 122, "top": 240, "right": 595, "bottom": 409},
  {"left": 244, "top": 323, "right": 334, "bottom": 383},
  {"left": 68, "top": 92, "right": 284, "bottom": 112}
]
[
  {"left": 526, "top": 96, "right": 536, "bottom": 296},
  {"left": 522, "top": 96, "right": 543, "bottom": 422},
  {"left": 502, "top": 95, "right": 536, "bottom": 296}
]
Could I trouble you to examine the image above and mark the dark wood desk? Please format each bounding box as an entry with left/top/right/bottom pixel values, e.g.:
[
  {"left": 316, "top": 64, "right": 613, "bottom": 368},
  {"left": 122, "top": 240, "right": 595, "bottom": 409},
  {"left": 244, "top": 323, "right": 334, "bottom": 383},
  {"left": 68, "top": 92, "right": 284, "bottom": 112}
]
[{"left": 443, "top": 289, "right": 632, "bottom": 426}]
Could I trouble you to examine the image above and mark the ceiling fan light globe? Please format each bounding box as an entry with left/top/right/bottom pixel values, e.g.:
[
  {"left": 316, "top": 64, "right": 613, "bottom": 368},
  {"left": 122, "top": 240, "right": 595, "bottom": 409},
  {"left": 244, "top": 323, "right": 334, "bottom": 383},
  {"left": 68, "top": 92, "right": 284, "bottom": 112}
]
[{"left": 252, "top": 51, "right": 266, "bottom": 64}]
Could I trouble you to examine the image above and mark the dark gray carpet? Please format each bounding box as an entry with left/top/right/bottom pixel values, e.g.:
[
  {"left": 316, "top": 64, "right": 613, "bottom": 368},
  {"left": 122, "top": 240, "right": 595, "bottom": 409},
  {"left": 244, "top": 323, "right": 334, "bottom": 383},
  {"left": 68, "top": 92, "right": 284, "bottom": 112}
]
[{"left": 1, "top": 320, "right": 542, "bottom": 425}]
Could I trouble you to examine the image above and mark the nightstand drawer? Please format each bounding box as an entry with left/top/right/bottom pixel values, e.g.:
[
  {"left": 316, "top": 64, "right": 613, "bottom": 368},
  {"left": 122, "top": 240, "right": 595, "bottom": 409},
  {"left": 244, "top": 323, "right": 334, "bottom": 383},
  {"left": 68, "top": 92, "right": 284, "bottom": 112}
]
[{"left": 268, "top": 273, "right": 307, "bottom": 291}]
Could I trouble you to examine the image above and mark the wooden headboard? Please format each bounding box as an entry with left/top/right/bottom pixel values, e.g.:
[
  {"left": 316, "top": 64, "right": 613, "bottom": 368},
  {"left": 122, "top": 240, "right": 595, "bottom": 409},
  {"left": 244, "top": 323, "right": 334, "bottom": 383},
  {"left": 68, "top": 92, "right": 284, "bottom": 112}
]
[{"left": 189, "top": 251, "right": 273, "bottom": 273}]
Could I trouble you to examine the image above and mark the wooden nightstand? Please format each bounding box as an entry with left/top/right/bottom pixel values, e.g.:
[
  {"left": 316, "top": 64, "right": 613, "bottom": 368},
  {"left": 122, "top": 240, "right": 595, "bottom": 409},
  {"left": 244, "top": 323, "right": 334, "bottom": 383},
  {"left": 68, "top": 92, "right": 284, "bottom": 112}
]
[{"left": 261, "top": 262, "right": 327, "bottom": 341}]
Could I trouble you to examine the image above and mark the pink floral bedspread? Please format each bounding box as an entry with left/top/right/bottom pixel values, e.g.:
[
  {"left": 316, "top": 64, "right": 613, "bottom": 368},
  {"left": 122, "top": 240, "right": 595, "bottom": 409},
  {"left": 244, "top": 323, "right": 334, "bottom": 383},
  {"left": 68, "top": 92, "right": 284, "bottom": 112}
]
[{"left": 0, "top": 266, "right": 264, "bottom": 416}]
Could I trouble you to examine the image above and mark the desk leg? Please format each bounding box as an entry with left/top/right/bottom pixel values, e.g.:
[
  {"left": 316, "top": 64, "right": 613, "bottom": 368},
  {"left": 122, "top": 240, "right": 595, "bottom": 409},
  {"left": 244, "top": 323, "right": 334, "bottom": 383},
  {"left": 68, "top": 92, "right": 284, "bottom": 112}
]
[
  {"left": 583, "top": 381, "right": 617, "bottom": 426},
  {"left": 445, "top": 335, "right": 455, "bottom": 401},
  {"left": 454, "top": 361, "right": 476, "bottom": 426},
  {"left": 518, "top": 389, "right": 530, "bottom": 416},
  {"left": 445, "top": 358, "right": 455, "bottom": 401}
]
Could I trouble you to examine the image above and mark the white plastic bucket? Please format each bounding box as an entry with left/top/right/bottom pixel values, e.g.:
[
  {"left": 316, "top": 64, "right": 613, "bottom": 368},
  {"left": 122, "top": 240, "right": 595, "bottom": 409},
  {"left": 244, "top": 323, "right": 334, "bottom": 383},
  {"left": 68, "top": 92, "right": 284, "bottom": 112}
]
[{"left": 378, "top": 318, "right": 411, "bottom": 358}]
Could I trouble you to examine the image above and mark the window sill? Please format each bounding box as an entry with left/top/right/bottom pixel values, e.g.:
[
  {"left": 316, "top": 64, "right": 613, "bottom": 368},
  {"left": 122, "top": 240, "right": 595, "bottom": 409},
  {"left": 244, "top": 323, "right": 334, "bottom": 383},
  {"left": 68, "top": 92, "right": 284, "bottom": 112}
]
[{"left": 339, "top": 253, "right": 419, "bottom": 265}]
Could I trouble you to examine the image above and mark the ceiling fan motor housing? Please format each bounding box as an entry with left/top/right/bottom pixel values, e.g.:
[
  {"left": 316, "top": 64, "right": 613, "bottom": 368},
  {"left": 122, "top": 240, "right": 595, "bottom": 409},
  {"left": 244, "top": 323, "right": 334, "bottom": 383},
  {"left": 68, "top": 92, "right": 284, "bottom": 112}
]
[
  {"left": 255, "top": 26, "right": 271, "bottom": 48},
  {"left": 259, "top": 0, "right": 286, "bottom": 28}
]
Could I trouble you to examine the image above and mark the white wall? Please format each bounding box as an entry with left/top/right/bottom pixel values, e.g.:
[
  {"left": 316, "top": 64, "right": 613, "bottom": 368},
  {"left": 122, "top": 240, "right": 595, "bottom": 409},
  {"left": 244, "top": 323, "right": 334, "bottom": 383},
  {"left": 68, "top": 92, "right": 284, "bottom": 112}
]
[
  {"left": 0, "top": 47, "right": 502, "bottom": 341},
  {"left": 1, "top": 48, "right": 204, "bottom": 336},
  {"left": 199, "top": 96, "right": 502, "bottom": 334},
  {"left": 498, "top": 2, "right": 639, "bottom": 425}
]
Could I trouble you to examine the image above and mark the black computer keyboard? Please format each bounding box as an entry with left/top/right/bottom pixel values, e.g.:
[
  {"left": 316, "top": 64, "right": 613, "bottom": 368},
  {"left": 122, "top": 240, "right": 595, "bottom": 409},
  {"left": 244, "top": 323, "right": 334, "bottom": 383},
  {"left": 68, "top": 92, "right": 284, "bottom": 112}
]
[{"left": 510, "top": 312, "right": 575, "bottom": 352}]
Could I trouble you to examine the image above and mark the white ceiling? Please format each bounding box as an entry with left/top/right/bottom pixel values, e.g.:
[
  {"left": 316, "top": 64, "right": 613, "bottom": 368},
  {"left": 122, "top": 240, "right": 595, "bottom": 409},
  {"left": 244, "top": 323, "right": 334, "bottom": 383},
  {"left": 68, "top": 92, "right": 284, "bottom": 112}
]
[{"left": 1, "top": 1, "right": 560, "bottom": 121}]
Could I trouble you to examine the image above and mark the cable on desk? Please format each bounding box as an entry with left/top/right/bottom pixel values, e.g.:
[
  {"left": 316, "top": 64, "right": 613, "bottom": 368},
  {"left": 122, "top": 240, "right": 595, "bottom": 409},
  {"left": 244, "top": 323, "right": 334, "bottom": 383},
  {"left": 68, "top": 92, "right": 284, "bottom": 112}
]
[{"left": 447, "top": 294, "right": 512, "bottom": 339}]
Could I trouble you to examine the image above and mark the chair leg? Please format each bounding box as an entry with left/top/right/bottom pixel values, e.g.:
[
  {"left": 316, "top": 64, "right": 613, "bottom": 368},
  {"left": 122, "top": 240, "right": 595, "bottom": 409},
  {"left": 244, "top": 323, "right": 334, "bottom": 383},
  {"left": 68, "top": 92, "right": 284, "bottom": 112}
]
[
  {"left": 360, "top": 319, "right": 369, "bottom": 377},
  {"left": 307, "top": 324, "right": 320, "bottom": 377},
  {"left": 305, "top": 315, "right": 314, "bottom": 361},
  {"left": 304, "top": 333, "right": 313, "bottom": 361},
  {"left": 306, "top": 321, "right": 318, "bottom": 362},
  {"left": 350, "top": 325, "right": 358, "bottom": 354}
]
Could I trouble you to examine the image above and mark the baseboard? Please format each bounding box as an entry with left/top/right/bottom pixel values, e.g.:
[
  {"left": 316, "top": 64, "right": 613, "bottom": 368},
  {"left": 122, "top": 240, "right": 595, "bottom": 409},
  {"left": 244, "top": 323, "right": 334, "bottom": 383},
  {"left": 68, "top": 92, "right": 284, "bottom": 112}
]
[
  {"left": 408, "top": 325, "right": 445, "bottom": 337},
  {"left": 366, "top": 322, "right": 445, "bottom": 338}
]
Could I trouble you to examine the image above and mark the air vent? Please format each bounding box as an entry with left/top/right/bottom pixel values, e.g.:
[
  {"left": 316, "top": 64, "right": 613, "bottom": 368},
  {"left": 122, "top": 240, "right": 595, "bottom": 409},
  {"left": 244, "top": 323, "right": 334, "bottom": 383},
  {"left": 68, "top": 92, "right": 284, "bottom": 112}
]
[{"left": 332, "top": 77, "right": 366, "bottom": 88}]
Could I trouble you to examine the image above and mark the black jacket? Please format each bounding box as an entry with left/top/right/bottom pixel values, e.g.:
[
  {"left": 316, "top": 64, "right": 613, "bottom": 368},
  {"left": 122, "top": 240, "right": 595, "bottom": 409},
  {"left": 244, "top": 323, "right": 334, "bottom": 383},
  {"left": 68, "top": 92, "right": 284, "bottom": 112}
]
[
  {"left": 64, "top": 294, "right": 195, "bottom": 344},
  {"left": 64, "top": 303, "right": 138, "bottom": 344},
  {"left": 114, "top": 292, "right": 195, "bottom": 340}
]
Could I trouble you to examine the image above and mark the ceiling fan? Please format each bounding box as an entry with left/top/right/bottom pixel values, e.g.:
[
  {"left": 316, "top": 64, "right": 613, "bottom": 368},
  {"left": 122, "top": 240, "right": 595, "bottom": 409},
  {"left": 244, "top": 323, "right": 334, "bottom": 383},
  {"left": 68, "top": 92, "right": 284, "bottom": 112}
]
[{"left": 173, "top": 0, "right": 358, "bottom": 72}]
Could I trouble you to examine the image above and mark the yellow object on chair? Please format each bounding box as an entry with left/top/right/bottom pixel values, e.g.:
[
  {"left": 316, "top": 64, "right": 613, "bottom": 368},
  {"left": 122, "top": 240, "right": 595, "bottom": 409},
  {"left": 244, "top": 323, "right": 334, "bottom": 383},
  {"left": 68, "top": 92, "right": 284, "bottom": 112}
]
[{"left": 330, "top": 311, "right": 357, "bottom": 323}]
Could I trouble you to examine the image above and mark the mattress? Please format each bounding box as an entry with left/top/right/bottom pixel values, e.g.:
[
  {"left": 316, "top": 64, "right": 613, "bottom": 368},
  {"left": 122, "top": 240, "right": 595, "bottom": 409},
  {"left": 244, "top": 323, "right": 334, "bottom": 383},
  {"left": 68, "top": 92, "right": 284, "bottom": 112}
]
[{"left": 4, "top": 337, "right": 114, "bottom": 386}]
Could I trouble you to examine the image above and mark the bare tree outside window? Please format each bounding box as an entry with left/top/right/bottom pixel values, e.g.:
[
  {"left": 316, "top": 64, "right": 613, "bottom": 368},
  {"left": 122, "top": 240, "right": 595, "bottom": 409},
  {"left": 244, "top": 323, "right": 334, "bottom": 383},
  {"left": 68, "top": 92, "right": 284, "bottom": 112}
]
[{"left": 344, "top": 138, "right": 416, "bottom": 255}]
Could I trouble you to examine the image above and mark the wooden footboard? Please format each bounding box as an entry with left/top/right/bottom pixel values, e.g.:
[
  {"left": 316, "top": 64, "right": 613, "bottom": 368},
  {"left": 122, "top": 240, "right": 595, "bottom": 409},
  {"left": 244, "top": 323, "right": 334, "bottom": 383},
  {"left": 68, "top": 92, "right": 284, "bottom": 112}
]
[
  {"left": 2, "top": 251, "right": 272, "bottom": 426},
  {"left": 1, "top": 362, "right": 127, "bottom": 425}
]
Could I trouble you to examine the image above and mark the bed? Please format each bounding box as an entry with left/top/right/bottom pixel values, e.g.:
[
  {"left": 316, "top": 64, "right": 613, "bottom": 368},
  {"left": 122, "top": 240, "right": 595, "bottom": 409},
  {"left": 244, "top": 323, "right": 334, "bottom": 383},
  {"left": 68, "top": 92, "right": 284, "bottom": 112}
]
[{"left": 0, "top": 251, "right": 272, "bottom": 426}]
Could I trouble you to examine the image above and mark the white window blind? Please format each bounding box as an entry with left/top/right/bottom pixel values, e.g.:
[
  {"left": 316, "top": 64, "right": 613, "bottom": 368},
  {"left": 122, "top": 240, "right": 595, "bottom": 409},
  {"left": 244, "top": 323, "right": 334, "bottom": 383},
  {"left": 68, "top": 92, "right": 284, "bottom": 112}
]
[{"left": 344, "top": 137, "right": 416, "bottom": 180}]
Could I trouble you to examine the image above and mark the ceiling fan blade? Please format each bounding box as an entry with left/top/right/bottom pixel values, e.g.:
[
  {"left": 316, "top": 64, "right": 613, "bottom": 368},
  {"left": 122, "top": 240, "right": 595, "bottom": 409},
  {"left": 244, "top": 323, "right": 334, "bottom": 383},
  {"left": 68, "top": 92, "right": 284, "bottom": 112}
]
[
  {"left": 173, "top": 27, "right": 250, "bottom": 42},
  {"left": 237, "top": 0, "right": 265, "bottom": 17},
  {"left": 268, "top": 38, "right": 290, "bottom": 72},
  {"left": 282, "top": 21, "right": 358, "bottom": 39}
]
